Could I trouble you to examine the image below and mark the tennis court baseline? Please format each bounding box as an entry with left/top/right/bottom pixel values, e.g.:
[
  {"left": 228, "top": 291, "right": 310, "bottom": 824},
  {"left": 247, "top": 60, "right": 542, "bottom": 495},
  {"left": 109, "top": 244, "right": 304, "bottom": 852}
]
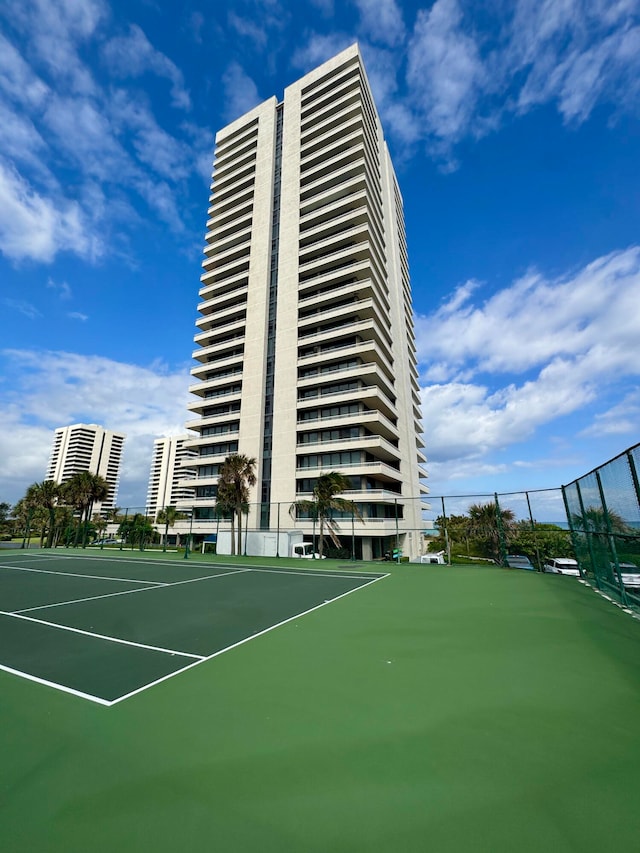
[{"left": 0, "top": 552, "right": 386, "bottom": 706}]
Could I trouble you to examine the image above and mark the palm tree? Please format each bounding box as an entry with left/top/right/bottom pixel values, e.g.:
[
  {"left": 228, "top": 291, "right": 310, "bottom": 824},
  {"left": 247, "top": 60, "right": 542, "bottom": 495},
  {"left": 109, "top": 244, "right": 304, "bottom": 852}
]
[
  {"left": 290, "top": 471, "right": 361, "bottom": 558},
  {"left": 573, "top": 505, "right": 632, "bottom": 535},
  {"left": 467, "top": 501, "right": 516, "bottom": 563},
  {"left": 217, "top": 454, "right": 257, "bottom": 555},
  {"left": 25, "top": 480, "right": 60, "bottom": 548},
  {"left": 157, "top": 505, "right": 178, "bottom": 552},
  {"left": 62, "top": 472, "right": 110, "bottom": 547}
]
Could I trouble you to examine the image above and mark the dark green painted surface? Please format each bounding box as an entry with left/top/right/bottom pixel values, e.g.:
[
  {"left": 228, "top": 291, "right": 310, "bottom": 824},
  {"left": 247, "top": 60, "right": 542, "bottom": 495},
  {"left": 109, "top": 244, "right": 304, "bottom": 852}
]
[
  {"left": 27, "top": 569, "right": 379, "bottom": 657},
  {"left": 0, "top": 613, "right": 196, "bottom": 701},
  {"left": 1, "top": 559, "right": 640, "bottom": 852},
  {"left": 0, "top": 565, "right": 157, "bottom": 612}
]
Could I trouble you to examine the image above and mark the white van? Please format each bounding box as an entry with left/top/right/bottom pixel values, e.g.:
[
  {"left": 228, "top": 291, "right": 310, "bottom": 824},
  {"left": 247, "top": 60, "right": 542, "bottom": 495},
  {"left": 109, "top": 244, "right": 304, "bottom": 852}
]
[{"left": 543, "top": 558, "right": 580, "bottom": 576}]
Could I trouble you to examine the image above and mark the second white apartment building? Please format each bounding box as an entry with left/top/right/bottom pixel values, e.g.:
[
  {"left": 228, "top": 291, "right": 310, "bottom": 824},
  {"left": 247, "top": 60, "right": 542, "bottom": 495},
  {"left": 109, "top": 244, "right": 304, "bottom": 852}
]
[
  {"left": 146, "top": 435, "right": 196, "bottom": 519},
  {"left": 46, "top": 423, "right": 125, "bottom": 516}
]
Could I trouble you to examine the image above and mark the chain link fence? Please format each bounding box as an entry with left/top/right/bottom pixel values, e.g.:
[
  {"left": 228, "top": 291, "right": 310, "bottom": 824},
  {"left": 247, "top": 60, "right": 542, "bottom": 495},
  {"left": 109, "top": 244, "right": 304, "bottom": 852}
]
[
  {"left": 24, "top": 443, "right": 639, "bottom": 591},
  {"left": 564, "top": 443, "right": 640, "bottom": 609}
]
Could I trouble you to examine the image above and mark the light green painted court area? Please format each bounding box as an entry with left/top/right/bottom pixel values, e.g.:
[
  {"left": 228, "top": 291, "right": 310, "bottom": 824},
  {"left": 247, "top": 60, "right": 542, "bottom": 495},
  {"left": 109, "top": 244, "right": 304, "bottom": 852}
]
[{"left": 1, "top": 549, "right": 640, "bottom": 852}]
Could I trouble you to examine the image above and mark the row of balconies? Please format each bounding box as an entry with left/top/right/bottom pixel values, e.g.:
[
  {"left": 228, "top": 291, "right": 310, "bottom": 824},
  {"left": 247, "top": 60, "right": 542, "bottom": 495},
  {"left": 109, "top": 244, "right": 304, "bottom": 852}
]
[
  {"left": 300, "top": 72, "right": 362, "bottom": 131},
  {"left": 212, "top": 149, "right": 257, "bottom": 196},
  {"left": 300, "top": 57, "right": 360, "bottom": 115},
  {"left": 205, "top": 192, "right": 253, "bottom": 235},
  {"left": 210, "top": 141, "right": 257, "bottom": 189},
  {"left": 199, "top": 268, "right": 249, "bottom": 301},
  {"left": 213, "top": 118, "right": 258, "bottom": 164},
  {"left": 197, "top": 286, "right": 249, "bottom": 320}
]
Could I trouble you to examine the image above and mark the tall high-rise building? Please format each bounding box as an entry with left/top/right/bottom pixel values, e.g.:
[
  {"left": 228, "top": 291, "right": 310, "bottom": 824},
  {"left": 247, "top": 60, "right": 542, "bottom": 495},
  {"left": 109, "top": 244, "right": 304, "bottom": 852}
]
[
  {"left": 46, "top": 423, "right": 125, "bottom": 516},
  {"left": 146, "top": 435, "right": 196, "bottom": 519},
  {"left": 182, "top": 44, "right": 427, "bottom": 559}
]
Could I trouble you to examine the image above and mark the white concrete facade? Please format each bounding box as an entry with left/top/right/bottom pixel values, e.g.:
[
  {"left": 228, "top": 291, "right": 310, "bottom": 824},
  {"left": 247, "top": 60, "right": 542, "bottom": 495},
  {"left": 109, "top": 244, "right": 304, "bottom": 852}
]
[
  {"left": 46, "top": 423, "right": 125, "bottom": 516},
  {"left": 183, "top": 44, "right": 428, "bottom": 558},
  {"left": 146, "top": 435, "right": 196, "bottom": 520}
]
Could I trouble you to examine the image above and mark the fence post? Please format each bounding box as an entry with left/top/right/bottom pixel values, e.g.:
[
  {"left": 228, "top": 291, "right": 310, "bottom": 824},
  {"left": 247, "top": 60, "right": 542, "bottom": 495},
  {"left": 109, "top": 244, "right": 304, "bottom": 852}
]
[
  {"left": 525, "top": 491, "right": 542, "bottom": 571},
  {"left": 494, "top": 493, "right": 508, "bottom": 566},
  {"left": 627, "top": 451, "right": 640, "bottom": 516},
  {"left": 595, "top": 470, "right": 626, "bottom": 603},
  {"left": 575, "top": 481, "right": 601, "bottom": 590},
  {"left": 562, "top": 487, "right": 584, "bottom": 578},
  {"left": 440, "top": 496, "right": 450, "bottom": 565}
]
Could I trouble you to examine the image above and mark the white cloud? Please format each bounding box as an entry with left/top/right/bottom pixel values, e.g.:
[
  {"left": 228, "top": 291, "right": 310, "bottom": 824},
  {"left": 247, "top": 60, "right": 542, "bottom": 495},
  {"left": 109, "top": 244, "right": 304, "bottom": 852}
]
[
  {"left": 384, "top": 0, "right": 640, "bottom": 162},
  {"left": 292, "top": 33, "right": 355, "bottom": 72},
  {"left": 406, "top": 0, "right": 486, "bottom": 144},
  {"left": 0, "top": 349, "right": 192, "bottom": 506},
  {"left": 2, "top": 299, "right": 41, "bottom": 320},
  {"left": 3, "top": 0, "right": 106, "bottom": 95},
  {"left": 68, "top": 311, "right": 88, "bottom": 321},
  {"left": 108, "top": 90, "right": 192, "bottom": 181},
  {"left": 0, "top": 33, "right": 49, "bottom": 108},
  {"left": 417, "top": 247, "right": 640, "bottom": 465},
  {"left": 354, "top": 0, "right": 405, "bottom": 47},
  {"left": 579, "top": 389, "right": 640, "bottom": 438},
  {"left": 47, "top": 277, "right": 72, "bottom": 299},
  {"left": 102, "top": 24, "right": 191, "bottom": 110},
  {"left": 228, "top": 11, "right": 269, "bottom": 48},
  {"left": 221, "top": 63, "right": 262, "bottom": 123},
  {"left": 417, "top": 248, "right": 640, "bottom": 378},
  {"left": 0, "top": 159, "right": 98, "bottom": 262}
]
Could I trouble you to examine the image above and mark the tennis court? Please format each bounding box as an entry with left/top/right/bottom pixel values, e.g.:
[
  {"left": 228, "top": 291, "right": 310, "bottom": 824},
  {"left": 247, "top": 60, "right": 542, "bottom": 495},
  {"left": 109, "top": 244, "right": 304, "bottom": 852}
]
[
  {"left": 0, "top": 551, "right": 385, "bottom": 705},
  {"left": 2, "top": 553, "right": 640, "bottom": 852}
]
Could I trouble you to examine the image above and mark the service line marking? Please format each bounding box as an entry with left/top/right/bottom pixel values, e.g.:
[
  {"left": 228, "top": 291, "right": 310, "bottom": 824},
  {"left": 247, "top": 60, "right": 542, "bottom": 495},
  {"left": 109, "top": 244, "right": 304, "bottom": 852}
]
[
  {"left": 0, "top": 562, "right": 167, "bottom": 586},
  {"left": 0, "top": 609, "right": 205, "bottom": 659},
  {"left": 12, "top": 568, "right": 249, "bottom": 614}
]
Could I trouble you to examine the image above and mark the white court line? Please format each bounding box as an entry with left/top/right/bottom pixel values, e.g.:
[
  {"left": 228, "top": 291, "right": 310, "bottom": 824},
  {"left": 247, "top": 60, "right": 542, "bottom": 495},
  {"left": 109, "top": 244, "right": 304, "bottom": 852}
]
[
  {"left": 13, "top": 568, "right": 249, "bottom": 614},
  {"left": 0, "top": 663, "right": 111, "bottom": 707},
  {"left": 0, "top": 609, "right": 205, "bottom": 659},
  {"left": 8, "top": 551, "right": 386, "bottom": 580},
  {"left": 108, "top": 572, "right": 390, "bottom": 706},
  {"left": 0, "top": 562, "right": 167, "bottom": 586},
  {"left": 242, "top": 566, "right": 383, "bottom": 581}
]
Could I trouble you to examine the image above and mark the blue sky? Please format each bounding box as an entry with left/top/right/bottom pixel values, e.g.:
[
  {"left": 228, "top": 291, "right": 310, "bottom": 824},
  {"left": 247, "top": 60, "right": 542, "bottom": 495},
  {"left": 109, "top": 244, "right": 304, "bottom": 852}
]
[{"left": 1, "top": 0, "right": 639, "bottom": 512}]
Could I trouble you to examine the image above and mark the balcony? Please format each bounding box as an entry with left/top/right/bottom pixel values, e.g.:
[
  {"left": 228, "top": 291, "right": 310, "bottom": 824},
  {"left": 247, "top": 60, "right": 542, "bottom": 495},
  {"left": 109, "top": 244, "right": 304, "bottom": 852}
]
[
  {"left": 190, "top": 351, "right": 244, "bottom": 379},
  {"left": 297, "top": 338, "right": 394, "bottom": 379},
  {"left": 188, "top": 372, "right": 243, "bottom": 397},
  {"left": 296, "top": 433, "right": 400, "bottom": 463},
  {"left": 184, "top": 411, "right": 240, "bottom": 432},
  {"left": 297, "top": 407, "right": 398, "bottom": 441},
  {"left": 187, "top": 387, "right": 242, "bottom": 415},
  {"left": 191, "top": 334, "right": 246, "bottom": 363},
  {"left": 193, "top": 317, "right": 245, "bottom": 347},
  {"left": 197, "top": 286, "right": 249, "bottom": 318},
  {"left": 297, "top": 384, "right": 397, "bottom": 421}
]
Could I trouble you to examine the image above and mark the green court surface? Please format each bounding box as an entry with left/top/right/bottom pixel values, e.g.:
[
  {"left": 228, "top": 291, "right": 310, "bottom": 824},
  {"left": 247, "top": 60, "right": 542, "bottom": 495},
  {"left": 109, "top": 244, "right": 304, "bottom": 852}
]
[
  {"left": 1, "top": 551, "right": 640, "bottom": 852},
  {"left": 0, "top": 552, "right": 382, "bottom": 704}
]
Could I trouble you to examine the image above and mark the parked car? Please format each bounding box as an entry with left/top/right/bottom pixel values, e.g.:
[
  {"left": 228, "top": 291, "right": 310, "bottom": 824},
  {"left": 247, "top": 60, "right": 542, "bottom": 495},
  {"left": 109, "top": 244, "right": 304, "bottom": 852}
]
[
  {"left": 611, "top": 562, "right": 640, "bottom": 590},
  {"left": 506, "top": 554, "right": 535, "bottom": 571},
  {"left": 543, "top": 557, "right": 580, "bottom": 576},
  {"left": 93, "top": 538, "right": 121, "bottom": 546}
]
